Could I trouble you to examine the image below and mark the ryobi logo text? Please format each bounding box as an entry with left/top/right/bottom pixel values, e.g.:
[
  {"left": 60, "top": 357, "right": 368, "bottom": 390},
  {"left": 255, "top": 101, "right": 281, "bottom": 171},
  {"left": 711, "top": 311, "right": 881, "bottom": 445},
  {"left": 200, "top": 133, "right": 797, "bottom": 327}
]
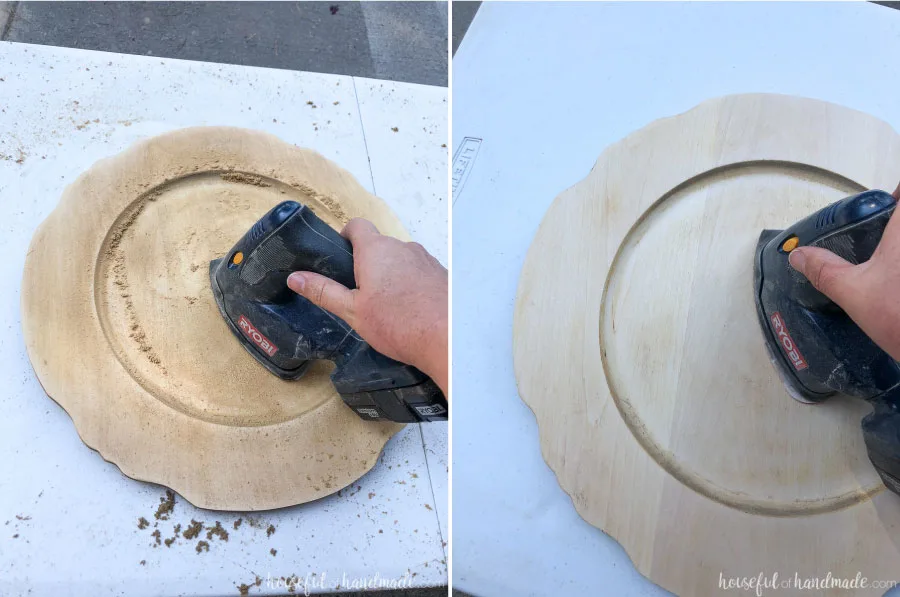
[
  {"left": 770, "top": 312, "right": 807, "bottom": 371},
  {"left": 238, "top": 315, "right": 279, "bottom": 357}
]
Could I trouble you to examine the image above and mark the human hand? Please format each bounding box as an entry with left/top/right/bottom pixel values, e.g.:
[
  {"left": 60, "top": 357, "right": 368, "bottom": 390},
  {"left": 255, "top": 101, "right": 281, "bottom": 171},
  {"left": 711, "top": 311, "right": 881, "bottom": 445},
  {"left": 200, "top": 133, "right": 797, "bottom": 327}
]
[
  {"left": 788, "top": 182, "right": 900, "bottom": 361},
  {"left": 287, "top": 219, "right": 448, "bottom": 395}
]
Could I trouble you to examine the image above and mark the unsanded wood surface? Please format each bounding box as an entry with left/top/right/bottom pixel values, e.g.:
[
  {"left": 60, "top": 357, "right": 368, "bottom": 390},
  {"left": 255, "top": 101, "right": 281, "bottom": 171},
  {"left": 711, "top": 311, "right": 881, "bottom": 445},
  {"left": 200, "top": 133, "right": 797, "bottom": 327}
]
[
  {"left": 514, "top": 94, "right": 900, "bottom": 595},
  {"left": 21, "top": 127, "right": 408, "bottom": 511}
]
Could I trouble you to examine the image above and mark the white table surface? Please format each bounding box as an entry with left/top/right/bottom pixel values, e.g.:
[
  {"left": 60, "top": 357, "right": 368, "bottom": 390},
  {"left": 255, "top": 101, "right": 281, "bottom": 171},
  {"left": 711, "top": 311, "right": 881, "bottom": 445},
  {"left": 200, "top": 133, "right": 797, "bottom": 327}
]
[
  {"left": 451, "top": 2, "right": 900, "bottom": 596},
  {"left": 0, "top": 41, "right": 447, "bottom": 596}
]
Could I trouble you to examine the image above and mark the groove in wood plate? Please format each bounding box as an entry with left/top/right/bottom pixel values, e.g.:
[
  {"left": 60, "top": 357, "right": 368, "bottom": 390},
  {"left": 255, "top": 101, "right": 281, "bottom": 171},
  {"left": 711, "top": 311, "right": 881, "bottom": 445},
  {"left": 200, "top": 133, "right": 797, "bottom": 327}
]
[{"left": 514, "top": 95, "right": 900, "bottom": 596}]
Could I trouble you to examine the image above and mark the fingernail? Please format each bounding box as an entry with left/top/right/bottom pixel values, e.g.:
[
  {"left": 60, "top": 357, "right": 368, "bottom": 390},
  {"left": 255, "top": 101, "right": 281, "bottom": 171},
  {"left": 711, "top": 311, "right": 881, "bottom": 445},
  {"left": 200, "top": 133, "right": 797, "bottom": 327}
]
[
  {"left": 789, "top": 249, "right": 805, "bottom": 271},
  {"left": 287, "top": 272, "right": 306, "bottom": 292}
]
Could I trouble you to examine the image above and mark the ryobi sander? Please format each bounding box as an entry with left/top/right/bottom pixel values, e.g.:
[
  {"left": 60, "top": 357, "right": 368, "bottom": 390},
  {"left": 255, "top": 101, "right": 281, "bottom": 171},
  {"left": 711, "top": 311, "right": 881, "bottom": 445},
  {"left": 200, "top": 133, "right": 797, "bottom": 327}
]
[
  {"left": 754, "top": 189, "right": 900, "bottom": 494},
  {"left": 210, "top": 201, "right": 447, "bottom": 423}
]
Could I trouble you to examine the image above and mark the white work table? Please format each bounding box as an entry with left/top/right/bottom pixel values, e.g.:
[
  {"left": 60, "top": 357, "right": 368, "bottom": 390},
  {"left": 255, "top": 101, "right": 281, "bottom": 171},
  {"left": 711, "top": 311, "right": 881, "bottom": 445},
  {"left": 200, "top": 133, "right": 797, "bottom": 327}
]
[
  {"left": 451, "top": 3, "right": 900, "bottom": 596},
  {"left": 0, "top": 42, "right": 447, "bottom": 595}
]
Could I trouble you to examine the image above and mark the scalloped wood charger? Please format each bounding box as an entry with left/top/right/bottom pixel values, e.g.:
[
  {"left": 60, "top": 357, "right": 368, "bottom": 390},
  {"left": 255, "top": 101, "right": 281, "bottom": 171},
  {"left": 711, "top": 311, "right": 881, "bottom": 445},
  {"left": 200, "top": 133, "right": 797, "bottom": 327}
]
[
  {"left": 22, "top": 127, "right": 407, "bottom": 510},
  {"left": 514, "top": 95, "right": 900, "bottom": 595}
]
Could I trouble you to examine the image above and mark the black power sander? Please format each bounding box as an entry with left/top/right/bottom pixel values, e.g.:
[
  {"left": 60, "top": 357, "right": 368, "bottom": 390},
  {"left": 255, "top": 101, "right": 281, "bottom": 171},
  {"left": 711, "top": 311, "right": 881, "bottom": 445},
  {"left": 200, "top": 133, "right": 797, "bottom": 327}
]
[
  {"left": 754, "top": 189, "right": 900, "bottom": 494},
  {"left": 210, "top": 201, "right": 447, "bottom": 423}
]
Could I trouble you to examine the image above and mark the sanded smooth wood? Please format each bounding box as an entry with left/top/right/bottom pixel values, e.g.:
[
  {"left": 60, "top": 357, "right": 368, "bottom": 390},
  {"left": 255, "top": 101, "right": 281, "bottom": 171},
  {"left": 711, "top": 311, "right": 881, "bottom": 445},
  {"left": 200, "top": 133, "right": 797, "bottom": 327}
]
[
  {"left": 514, "top": 95, "right": 900, "bottom": 595},
  {"left": 22, "top": 127, "right": 407, "bottom": 510}
]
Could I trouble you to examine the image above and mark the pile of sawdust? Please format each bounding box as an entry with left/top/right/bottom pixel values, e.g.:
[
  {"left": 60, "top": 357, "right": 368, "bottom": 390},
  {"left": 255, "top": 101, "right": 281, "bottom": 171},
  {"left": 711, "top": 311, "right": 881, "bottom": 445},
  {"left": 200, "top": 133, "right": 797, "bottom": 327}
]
[
  {"left": 182, "top": 520, "right": 203, "bottom": 540},
  {"left": 154, "top": 490, "right": 176, "bottom": 520}
]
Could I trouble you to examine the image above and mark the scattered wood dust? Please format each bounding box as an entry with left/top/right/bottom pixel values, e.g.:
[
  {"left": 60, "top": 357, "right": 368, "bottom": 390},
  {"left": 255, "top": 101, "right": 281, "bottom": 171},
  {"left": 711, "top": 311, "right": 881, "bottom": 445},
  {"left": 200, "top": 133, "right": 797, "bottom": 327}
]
[
  {"left": 164, "top": 524, "right": 182, "bottom": 547},
  {"left": 237, "top": 576, "right": 263, "bottom": 596}
]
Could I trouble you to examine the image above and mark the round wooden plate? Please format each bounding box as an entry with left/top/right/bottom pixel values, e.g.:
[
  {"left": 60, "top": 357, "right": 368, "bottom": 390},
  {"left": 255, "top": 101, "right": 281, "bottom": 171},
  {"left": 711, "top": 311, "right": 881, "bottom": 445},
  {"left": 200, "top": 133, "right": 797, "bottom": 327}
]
[
  {"left": 514, "top": 95, "right": 900, "bottom": 595},
  {"left": 22, "top": 127, "right": 406, "bottom": 510}
]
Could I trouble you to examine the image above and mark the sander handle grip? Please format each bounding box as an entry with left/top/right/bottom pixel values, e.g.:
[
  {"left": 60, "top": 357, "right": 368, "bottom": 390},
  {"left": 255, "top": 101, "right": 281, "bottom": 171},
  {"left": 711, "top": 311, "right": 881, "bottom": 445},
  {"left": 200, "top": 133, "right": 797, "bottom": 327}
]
[
  {"left": 237, "top": 201, "right": 356, "bottom": 304},
  {"left": 269, "top": 202, "right": 356, "bottom": 290},
  {"left": 779, "top": 190, "right": 896, "bottom": 310}
]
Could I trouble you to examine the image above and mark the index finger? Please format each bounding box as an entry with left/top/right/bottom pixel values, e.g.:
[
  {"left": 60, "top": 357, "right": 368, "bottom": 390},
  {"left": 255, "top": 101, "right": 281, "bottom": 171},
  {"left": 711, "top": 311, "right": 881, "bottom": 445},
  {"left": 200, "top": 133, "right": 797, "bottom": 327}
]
[{"left": 341, "top": 218, "right": 381, "bottom": 245}]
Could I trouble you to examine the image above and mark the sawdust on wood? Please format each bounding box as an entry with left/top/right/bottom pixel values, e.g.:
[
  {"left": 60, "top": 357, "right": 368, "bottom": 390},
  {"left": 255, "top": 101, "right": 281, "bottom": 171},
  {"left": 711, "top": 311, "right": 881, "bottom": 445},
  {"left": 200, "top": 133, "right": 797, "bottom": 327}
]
[
  {"left": 233, "top": 518, "right": 242, "bottom": 530},
  {"left": 266, "top": 524, "right": 276, "bottom": 537},
  {"left": 195, "top": 540, "right": 209, "bottom": 554},
  {"left": 220, "top": 172, "right": 271, "bottom": 187},
  {"left": 137, "top": 517, "right": 149, "bottom": 529},
  {"left": 290, "top": 182, "right": 349, "bottom": 224},
  {"left": 105, "top": 192, "right": 166, "bottom": 372}
]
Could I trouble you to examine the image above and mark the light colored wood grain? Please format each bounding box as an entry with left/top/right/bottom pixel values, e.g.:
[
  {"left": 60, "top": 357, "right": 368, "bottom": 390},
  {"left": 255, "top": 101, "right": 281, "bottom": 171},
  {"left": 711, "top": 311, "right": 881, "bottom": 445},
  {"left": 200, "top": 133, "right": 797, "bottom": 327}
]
[
  {"left": 514, "top": 94, "right": 900, "bottom": 596},
  {"left": 21, "top": 127, "right": 407, "bottom": 511}
]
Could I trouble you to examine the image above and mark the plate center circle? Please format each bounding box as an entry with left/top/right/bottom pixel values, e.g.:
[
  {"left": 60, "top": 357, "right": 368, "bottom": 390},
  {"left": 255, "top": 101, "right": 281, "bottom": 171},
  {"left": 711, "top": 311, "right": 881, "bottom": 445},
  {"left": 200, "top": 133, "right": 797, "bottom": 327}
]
[
  {"left": 601, "top": 162, "right": 882, "bottom": 515},
  {"left": 96, "top": 172, "right": 348, "bottom": 427}
]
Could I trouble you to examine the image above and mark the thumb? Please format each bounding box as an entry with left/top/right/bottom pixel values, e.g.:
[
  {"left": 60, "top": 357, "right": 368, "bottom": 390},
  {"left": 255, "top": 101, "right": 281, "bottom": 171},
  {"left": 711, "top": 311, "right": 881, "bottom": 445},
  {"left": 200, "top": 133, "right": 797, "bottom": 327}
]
[
  {"left": 287, "top": 272, "right": 355, "bottom": 323},
  {"left": 788, "top": 246, "right": 856, "bottom": 303}
]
